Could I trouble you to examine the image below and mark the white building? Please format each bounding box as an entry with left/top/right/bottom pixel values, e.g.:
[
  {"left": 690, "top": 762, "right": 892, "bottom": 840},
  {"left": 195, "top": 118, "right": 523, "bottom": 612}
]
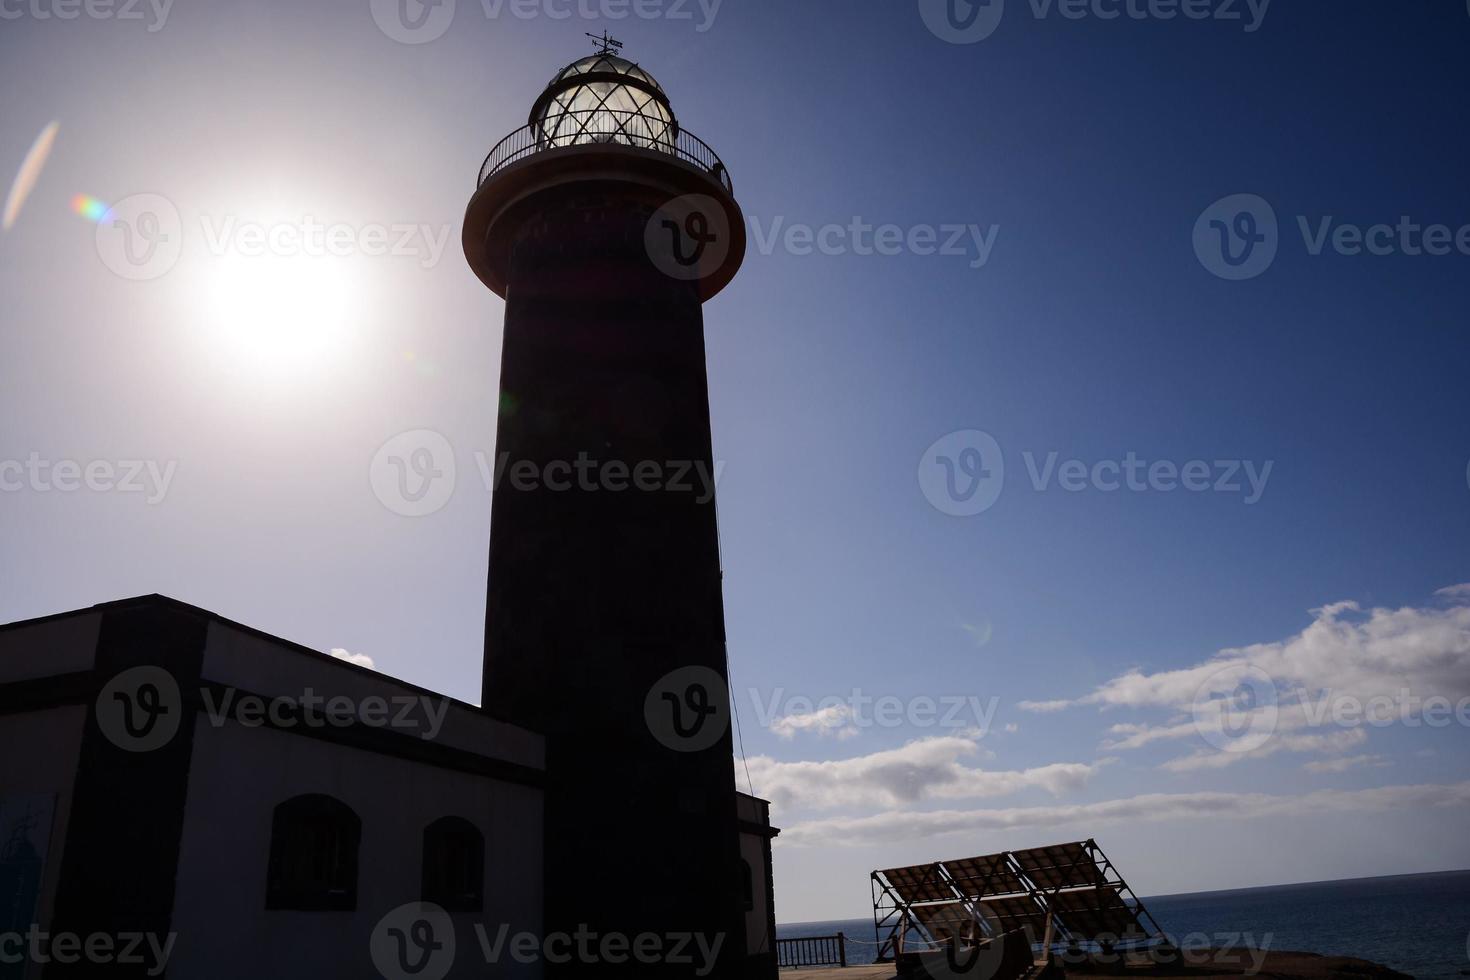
[{"left": 0, "top": 594, "right": 777, "bottom": 979}]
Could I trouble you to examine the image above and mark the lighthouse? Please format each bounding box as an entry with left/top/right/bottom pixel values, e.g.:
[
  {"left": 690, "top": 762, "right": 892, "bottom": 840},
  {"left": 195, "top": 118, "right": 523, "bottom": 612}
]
[{"left": 463, "top": 34, "right": 752, "bottom": 979}]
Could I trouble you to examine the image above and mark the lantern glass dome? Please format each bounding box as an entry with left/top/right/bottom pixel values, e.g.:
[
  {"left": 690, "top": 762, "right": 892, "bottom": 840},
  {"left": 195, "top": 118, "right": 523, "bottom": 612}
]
[{"left": 532, "top": 54, "right": 676, "bottom": 152}]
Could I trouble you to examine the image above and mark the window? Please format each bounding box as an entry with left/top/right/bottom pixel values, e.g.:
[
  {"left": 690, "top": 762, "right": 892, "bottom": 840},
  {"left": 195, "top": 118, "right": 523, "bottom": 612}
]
[
  {"left": 740, "top": 858, "right": 755, "bottom": 912},
  {"left": 422, "top": 816, "right": 485, "bottom": 913},
  {"left": 265, "top": 795, "right": 361, "bottom": 911}
]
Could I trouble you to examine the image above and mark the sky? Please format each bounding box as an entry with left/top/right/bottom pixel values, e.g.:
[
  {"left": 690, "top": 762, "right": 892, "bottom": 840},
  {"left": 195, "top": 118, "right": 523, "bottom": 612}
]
[{"left": 2, "top": 0, "right": 1469, "bottom": 926}]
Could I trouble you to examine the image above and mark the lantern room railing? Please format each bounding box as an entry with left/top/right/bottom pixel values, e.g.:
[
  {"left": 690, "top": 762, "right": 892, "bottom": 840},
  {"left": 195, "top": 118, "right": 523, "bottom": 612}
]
[{"left": 477, "top": 109, "right": 732, "bottom": 193}]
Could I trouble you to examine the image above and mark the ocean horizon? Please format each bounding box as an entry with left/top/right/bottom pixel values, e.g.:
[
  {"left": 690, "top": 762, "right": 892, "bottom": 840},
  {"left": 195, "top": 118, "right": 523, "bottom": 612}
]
[{"left": 777, "top": 868, "right": 1470, "bottom": 978}]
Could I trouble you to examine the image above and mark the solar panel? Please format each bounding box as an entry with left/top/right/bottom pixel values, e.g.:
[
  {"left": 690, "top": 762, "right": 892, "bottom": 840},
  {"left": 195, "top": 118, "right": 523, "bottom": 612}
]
[
  {"left": 975, "top": 893, "right": 1049, "bottom": 935},
  {"left": 1049, "top": 886, "right": 1148, "bottom": 942},
  {"left": 879, "top": 863, "right": 953, "bottom": 904},
  {"left": 872, "top": 839, "right": 1163, "bottom": 962},
  {"left": 912, "top": 901, "right": 982, "bottom": 942},
  {"left": 1010, "top": 841, "right": 1107, "bottom": 891},
  {"left": 942, "top": 852, "right": 1029, "bottom": 898}
]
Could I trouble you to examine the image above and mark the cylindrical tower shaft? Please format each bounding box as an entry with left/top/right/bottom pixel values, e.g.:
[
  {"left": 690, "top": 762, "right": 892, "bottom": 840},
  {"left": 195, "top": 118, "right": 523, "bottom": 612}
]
[{"left": 466, "top": 51, "right": 750, "bottom": 973}]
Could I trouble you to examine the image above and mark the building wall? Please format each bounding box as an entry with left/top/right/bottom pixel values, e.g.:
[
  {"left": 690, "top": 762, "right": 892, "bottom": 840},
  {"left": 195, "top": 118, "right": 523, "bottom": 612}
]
[
  {"left": 0, "top": 707, "right": 87, "bottom": 947},
  {"left": 736, "top": 793, "right": 779, "bottom": 980},
  {"left": 163, "top": 619, "right": 545, "bottom": 978},
  {"left": 170, "top": 720, "right": 542, "bottom": 978},
  {"left": 0, "top": 612, "right": 100, "bottom": 950}
]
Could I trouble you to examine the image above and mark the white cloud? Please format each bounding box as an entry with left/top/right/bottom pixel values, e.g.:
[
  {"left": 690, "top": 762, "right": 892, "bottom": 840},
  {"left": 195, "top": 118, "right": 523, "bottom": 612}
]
[
  {"left": 746, "top": 735, "right": 1100, "bottom": 812},
  {"left": 777, "top": 780, "right": 1470, "bottom": 846},
  {"left": 1160, "top": 728, "right": 1367, "bottom": 772},
  {"left": 959, "top": 622, "right": 993, "bottom": 648},
  {"left": 1303, "top": 754, "right": 1389, "bottom": 774},
  {"left": 769, "top": 704, "right": 859, "bottom": 740},
  {"left": 1023, "top": 589, "right": 1470, "bottom": 768},
  {"left": 1017, "top": 699, "right": 1072, "bottom": 713},
  {"left": 330, "top": 647, "right": 377, "bottom": 670}
]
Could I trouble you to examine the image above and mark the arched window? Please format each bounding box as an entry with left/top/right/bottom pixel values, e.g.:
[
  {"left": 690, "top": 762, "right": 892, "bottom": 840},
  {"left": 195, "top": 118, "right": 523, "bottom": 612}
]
[
  {"left": 422, "top": 816, "right": 485, "bottom": 913},
  {"left": 739, "top": 857, "right": 755, "bottom": 912},
  {"left": 265, "top": 794, "right": 361, "bottom": 911}
]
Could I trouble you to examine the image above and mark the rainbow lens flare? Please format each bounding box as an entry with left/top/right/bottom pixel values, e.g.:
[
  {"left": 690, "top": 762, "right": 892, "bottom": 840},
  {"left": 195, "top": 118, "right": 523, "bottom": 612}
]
[{"left": 70, "top": 194, "right": 111, "bottom": 223}]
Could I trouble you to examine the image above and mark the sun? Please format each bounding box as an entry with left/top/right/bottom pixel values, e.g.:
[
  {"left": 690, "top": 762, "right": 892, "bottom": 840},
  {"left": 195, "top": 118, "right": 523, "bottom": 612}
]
[{"left": 200, "top": 254, "right": 359, "bottom": 372}]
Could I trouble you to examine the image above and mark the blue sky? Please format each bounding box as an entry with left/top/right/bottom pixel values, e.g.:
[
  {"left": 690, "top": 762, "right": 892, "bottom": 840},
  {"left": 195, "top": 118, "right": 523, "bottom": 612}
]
[{"left": 2, "top": 0, "right": 1468, "bottom": 924}]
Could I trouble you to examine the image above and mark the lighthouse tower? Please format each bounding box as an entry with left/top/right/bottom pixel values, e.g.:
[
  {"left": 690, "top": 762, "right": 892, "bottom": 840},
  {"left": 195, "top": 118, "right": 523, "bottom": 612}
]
[{"left": 463, "top": 36, "right": 750, "bottom": 979}]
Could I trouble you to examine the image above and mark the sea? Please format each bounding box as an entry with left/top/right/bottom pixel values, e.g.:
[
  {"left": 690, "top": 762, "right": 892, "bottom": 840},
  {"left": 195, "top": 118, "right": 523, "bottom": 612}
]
[{"left": 776, "top": 869, "right": 1470, "bottom": 978}]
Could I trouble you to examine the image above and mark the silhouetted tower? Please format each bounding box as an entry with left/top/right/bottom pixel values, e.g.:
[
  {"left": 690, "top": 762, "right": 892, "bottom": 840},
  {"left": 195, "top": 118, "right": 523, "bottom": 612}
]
[{"left": 464, "top": 38, "right": 749, "bottom": 979}]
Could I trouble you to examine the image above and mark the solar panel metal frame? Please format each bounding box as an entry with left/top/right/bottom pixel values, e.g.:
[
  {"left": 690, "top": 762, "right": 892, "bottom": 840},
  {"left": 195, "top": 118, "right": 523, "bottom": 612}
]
[{"left": 877, "top": 863, "right": 954, "bottom": 904}]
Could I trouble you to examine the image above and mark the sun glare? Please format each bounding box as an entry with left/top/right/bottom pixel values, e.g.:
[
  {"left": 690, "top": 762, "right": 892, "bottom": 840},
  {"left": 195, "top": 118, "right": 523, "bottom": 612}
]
[{"left": 201, "top": 255, "right": 358, "bottom": 372}]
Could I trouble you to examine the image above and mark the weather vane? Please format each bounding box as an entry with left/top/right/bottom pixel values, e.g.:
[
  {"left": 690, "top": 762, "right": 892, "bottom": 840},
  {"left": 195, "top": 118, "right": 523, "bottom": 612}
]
[{"left": 586, "top": 30, "right": 623, "bottom": 55}]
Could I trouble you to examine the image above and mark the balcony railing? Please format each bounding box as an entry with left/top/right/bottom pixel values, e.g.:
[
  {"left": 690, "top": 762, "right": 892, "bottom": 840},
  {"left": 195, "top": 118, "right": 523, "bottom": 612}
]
[
  {"left": 775, "top": 932, "right": 848, "bottom": 970},
  {"left": 478, "top": 109, "right": 732, "bottom": 193}
]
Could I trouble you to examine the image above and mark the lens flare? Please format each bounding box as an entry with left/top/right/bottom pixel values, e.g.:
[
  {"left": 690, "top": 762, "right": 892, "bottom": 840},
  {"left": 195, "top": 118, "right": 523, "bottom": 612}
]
[
  {"left": 70, "top": 194, "right": 111, "bottom": 223},
  {"left": 4, "top": 121, "right": 60, "bottom": 231}
]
